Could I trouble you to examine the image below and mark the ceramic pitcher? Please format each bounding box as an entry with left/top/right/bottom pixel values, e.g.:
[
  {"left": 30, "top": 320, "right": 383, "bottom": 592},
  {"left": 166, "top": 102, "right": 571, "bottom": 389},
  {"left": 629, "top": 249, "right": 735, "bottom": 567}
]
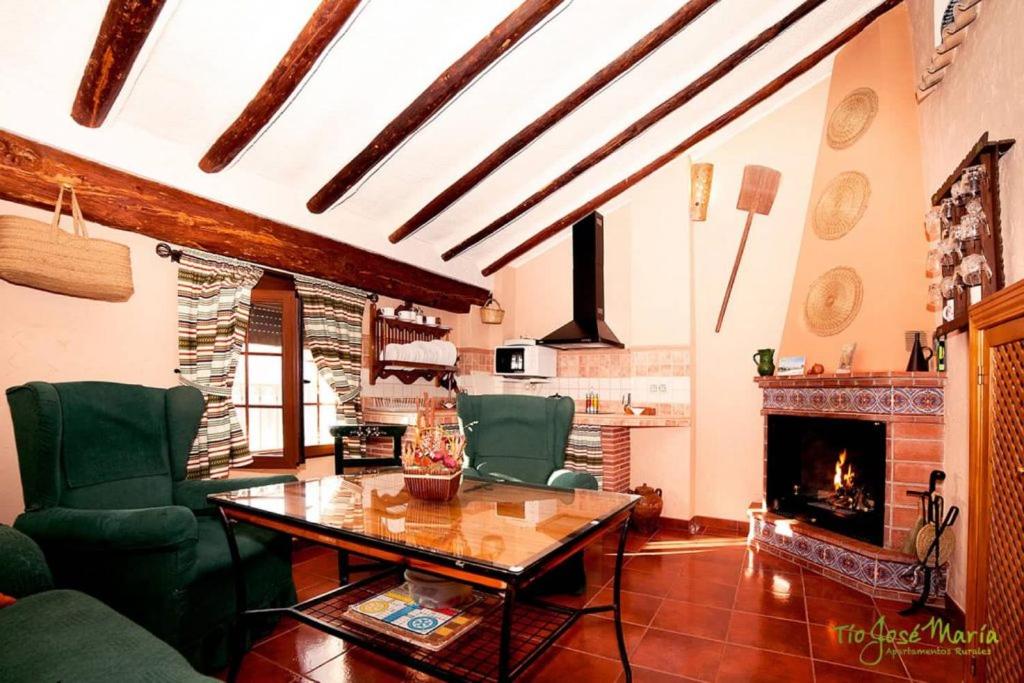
[{"left": 753, "top": 348, "right": 775, "bottom": 376}]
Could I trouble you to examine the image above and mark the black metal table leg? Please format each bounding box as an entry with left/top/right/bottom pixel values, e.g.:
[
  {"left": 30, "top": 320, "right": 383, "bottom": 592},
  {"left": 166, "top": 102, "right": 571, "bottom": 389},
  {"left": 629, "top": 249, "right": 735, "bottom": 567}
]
[
  {"left": 338, "top": 550, "right": 350, "bottom": 585},
  {"left": 219, "top": 507, "right": 248, "bottom": 683},
  {"left": 612, "top": 514, "right": 633, "bottom": 682},
  {"left": 497, "top": 584, "right": 516, "bottom": 683}
]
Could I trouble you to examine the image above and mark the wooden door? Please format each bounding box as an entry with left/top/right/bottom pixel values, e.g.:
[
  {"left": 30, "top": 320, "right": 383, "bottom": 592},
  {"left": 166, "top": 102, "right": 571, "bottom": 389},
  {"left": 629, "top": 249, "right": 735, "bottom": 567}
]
[{"left": 967, "top": 280, "right": 1024, "bottom": 682}]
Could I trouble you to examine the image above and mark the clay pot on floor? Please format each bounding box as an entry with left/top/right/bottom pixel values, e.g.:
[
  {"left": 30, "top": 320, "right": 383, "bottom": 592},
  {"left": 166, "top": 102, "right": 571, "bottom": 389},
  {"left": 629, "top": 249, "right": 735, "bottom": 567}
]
[{"left": 628, "top": 483, "right": 663, "bottom": 535}]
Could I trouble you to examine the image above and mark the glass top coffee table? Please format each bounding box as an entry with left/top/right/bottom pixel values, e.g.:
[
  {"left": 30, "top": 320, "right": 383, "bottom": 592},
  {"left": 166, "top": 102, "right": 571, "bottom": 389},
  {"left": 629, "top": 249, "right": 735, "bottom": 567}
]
[{"left": 211, "top": 472, "right": 638, "bottom": 682}]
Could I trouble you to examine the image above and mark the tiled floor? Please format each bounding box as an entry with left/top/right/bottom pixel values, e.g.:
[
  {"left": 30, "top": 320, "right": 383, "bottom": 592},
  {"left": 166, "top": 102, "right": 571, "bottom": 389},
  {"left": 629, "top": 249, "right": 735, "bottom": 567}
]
[{"left": 222, "top": 528, "right": 963, "bottom": 682}]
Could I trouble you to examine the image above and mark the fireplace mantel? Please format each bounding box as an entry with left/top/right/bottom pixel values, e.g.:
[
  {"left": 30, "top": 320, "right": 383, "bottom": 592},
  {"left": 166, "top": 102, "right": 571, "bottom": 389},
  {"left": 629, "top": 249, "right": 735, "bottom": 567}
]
[
  {"left": 755, "top": 371, "right": 945, "bottom": 420},
  {"left": 750, "top": 371, "right": 947, "bottom": 604}
]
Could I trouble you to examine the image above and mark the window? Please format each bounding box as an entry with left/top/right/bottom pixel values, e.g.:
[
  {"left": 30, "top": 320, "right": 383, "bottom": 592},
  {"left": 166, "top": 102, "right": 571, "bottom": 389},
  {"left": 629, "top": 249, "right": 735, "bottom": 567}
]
[{"left": 233, "top": 274, "right": 339, "bottom": 467}]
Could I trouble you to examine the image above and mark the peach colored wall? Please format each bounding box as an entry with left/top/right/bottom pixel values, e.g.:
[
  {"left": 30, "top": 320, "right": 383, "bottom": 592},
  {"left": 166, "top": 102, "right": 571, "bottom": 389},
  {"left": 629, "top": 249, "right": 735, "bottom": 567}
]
[
  {"left": 499, "top": 158, "right": 694, "bottom": 519},
  {"left": 779, "top": 6, "right": 933, "bottom": 372},
  {"left": 691, "top": 79, "right": 831, "bottom": 522},
  {"left": 907, "top": 0, "right": 1024, "bottom": 610},
  {"left": 0, "top": 199, "right": 180, "bottom": 524}
]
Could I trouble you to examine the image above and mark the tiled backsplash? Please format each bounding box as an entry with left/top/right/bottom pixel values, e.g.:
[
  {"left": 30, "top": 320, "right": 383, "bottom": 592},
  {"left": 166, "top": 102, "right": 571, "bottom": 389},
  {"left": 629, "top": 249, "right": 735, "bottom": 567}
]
[
  {"left": 459, "top": 345, "right": 691, "bottom": 416},
  {"left": 358, "top": 340, "right": 690, "bottom": 416}
]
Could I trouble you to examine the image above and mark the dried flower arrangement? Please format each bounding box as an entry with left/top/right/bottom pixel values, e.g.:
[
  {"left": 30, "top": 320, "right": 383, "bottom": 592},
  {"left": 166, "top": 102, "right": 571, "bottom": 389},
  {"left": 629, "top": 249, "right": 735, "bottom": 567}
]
[{"left": 400, "top": 394, "right": 470, "bottom": 501}]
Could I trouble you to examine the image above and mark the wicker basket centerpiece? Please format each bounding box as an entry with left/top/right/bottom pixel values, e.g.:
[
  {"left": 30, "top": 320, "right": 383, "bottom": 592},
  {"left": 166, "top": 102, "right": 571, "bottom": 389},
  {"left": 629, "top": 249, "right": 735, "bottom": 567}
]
[{"left": 401, "top": 394, "right": 468, "bottom": 502}]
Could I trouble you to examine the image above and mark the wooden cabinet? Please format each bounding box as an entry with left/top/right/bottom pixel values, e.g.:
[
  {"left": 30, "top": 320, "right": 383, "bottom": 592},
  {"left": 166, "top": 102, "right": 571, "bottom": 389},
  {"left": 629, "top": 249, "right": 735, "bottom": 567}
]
[{"left": 967, "top": 279, "right": 1024, "bottom": 682}]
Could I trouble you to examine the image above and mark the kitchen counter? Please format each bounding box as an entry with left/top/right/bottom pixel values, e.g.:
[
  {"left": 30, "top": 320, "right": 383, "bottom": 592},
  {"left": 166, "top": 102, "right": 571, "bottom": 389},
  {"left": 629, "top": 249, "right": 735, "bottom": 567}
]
[{"left": 572, "top": 412, "right": 689, "bottom": 428}]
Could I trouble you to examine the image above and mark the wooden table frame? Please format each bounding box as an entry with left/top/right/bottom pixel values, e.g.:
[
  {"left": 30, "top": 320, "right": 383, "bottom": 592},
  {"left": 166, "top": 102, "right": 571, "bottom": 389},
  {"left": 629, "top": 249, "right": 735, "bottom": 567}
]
[{"left": 214, "top": 486, "right": 636, "bottom": 683}]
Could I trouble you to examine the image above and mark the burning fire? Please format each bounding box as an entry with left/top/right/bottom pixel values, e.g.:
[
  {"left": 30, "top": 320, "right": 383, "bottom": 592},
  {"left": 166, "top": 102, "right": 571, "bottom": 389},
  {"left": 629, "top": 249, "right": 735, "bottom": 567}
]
[{"left": 833, "top": 450, "right": 855, "bottom": 491}]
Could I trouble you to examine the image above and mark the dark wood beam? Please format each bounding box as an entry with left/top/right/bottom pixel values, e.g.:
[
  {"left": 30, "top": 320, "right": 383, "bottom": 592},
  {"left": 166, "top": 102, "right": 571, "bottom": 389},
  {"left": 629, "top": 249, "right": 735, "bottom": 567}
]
[
  {"left": 71, "top": 0, "right": 168, "bottom": 128},
  {"left": 388, "top": 0, "right": 718, "bottom": 244},
  {"left": 199, "top": 0, "right": 363, "bottom": 173},
  {"left": 445, "top": 0, "right": 827, "bottom": 261},
  {"left": 483, "top": 0, "right": 902, "bottom": 276},
  {"left": 0, "top": 129, "right": 488, "bottom": 312},
  {"left": 306, "top": 0, "right": 565, "bottom": 214}
]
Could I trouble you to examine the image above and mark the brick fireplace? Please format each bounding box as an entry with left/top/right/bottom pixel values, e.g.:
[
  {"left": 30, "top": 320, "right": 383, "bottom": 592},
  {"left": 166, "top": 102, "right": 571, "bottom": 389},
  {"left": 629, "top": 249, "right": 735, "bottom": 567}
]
[{"left": 751, "top": 372, "right": 946, "bottom": 602}]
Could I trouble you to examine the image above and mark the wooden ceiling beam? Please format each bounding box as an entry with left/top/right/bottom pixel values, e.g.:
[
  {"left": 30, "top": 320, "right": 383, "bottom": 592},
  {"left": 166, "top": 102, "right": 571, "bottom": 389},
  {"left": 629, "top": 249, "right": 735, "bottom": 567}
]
[
  {"left": 482, "top": 0, "right": 902, "bottom": 276},
  {"left": 199, "top": 0, "right": 364, "bottom": 173},
  {"left": 71, "top": 0, "right": 168, "bottom": 128},
  {"left": 306, "top": 0, "right": 565, "bottom": 214},
  {"left": 444, "top": 0, "right": 827, "bottom": 262},
  {"left": 0, "top": 129, "right": 488, "bottom": 312},
  {"left": 388, "top": 0, "right": 718, "bottom": 244}
]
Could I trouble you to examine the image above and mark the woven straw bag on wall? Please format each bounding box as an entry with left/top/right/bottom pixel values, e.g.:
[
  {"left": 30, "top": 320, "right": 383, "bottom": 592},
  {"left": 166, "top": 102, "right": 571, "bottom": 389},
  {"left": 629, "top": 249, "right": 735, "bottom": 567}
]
[{"left": 0, "top": 184, "right": 134, "bottom": 302}]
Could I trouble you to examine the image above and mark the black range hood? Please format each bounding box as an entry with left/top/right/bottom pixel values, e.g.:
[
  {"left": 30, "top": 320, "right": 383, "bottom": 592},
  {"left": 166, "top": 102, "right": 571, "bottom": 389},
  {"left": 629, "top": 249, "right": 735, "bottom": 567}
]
[{"left": 537, "top": 212, "right": 624, "bottom": 349}]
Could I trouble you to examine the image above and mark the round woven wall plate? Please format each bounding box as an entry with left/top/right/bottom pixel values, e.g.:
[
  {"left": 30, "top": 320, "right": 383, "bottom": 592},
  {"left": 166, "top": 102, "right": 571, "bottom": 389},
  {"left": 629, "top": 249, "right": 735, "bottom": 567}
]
[
  {"left": 804, "top": 267, "right": 863, "bottom": 336},
  {"left": 827, "top": 88, "right": 878, "bottom": 149},
  {"left": 814, "top": 171, "right": 871, "bottom": 240}
]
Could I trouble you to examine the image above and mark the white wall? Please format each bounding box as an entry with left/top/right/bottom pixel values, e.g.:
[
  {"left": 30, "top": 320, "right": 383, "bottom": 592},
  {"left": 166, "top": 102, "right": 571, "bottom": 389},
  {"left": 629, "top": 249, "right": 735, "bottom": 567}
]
[
  {"left": 690, "top": 79, "right": 831, "bottom": 521},
  {"left": 0, "top": 199, "right": 180, "bottom": 524}
]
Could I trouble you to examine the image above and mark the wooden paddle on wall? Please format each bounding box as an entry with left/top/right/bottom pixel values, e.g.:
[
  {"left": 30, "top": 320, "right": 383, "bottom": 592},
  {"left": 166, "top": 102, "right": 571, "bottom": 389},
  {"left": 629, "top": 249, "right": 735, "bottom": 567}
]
[{"left": 715, "top": 165, "right": 781, "bottom": 332}]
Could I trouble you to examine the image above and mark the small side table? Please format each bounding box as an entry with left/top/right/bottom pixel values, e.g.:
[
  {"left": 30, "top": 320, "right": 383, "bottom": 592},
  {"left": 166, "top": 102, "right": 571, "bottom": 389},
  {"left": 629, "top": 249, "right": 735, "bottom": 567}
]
[
  {"left": 328, "top": 423, "right": 408, "bottom": 583},
  {"left": 329, "top": 423, "right": 408, "bottom": 475}
]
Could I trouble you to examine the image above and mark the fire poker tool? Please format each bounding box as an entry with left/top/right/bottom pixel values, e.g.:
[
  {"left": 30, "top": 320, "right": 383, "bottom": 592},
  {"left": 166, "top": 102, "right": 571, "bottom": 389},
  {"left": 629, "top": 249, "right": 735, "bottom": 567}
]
[
  {"left": 901, "top": 469, "right": 959, "bottom": 615},
  {"left": 716, "top": 165, "right": 781, "bottom": 333}
]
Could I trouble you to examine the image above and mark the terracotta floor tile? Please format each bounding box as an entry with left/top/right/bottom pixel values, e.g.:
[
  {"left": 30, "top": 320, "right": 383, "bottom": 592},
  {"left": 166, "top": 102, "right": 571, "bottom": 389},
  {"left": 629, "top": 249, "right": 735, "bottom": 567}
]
[
  {"left": 872, "top": 601, "right": 949, "bottom": 646},
  {"left": 543, "top": 581, "right": 606, "bottom": 610},
  {"left": 524, "top": 646, "right": 623, "bottom": 683},
  {"left": 809, "top": 623, "right": 910, "bottom": 679},
  {"left": 726, "top": 611, "right": 811, "bottom": 657},
  {"left": 736, "top": 567, "right": 804, "bottom": 596},
  {"left": 296, "top": 578, "right": 340, "bottom": 602},
  {"left": 589, "top": 588, "right": 664, "bottom": 627},
  {"left": 617, "top": 568, "right": 679, "bottom": 597},
  {"left": 558, "top": 615, "right": 646, "bottom": 660},
  {"left": 740, "top": 549, "right": 802, "bottom": 575},
  {"left": 616, "top": 665, "right": 699, "bottom": 682},
  {"left": 813, "top": 660, "right": 910, "bottom": 682},
  {"left": 715, "top": 644, "right": 814, "bottom": 683},
  {"left": 732, "top": 586, "right": 807, "bottom": 621},
  {"left": 663, "top": 575, "right": 737, "bottom": 610},
  {"left": 631, "top": 628, "right": 724, "bottom": 681},
  {"left": 802, "top": 573, "right": 874, "bottom": 606},
  {"left": 292, "top": 543, "right": 332, "bottom": 564},
  {"left": 229, "top": 652, "right": 314, "bottom": 682},
  {"left": 624, "top": 552, "right": 692, "bottom": 578},
  {"left": 650, "top": 599, "right": 731, "bottom": 641},
  {"left": 307, "top": 647, "right": 438, "bottom": 682},
  {"left": 253, "top": 623, "right": 349, "bottom": 674},
  {"left": 253, "top": 616, "right": 300, "bottom": 647},
  {"left": 899, "top": 645, "right": 969, "bottom": 683},
  {"left": 674, "top": 557, "right": 741, "bottom": 586},
  {"left": 806, "top": 595, "right": 879, "bottom": 628}
]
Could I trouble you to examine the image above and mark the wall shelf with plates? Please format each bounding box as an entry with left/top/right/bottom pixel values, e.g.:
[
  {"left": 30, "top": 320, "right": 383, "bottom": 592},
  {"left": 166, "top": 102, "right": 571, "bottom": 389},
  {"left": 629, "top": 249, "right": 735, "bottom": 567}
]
[{"left": 369, "top": 303, "right": 456, "bottom": 385}]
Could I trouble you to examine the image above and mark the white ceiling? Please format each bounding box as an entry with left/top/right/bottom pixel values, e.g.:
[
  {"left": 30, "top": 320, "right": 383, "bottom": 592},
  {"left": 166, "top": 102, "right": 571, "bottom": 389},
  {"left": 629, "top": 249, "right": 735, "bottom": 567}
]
[{"left": 0, "top": 0, "right": 880, "bottom": 287}]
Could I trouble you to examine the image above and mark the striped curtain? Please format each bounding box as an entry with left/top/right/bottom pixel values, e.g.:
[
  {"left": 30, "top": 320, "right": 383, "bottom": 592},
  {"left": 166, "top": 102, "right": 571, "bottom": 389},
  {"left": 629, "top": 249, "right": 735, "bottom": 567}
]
[
  {"left": 294, "top": 275, "right": 366, "bottom": 456},
  {"left": 564, "top": 425, "right": 603, "bottom": 488},
  {"left": 177, "top": 249, "right": 263, "bottom": 479}
]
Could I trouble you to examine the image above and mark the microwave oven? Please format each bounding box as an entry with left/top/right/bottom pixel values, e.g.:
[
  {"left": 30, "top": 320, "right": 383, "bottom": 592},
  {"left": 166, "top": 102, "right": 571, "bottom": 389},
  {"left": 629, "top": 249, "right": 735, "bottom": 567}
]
[{"left": 494, "top": 344, "right": 557, "bottom": 378}]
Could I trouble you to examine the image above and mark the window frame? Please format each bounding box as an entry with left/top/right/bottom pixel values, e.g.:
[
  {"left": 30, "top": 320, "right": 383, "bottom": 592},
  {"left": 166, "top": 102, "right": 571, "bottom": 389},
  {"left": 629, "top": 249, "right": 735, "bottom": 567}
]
[{"left": 235, "top": 276, "right": 304, "bottom": 469}]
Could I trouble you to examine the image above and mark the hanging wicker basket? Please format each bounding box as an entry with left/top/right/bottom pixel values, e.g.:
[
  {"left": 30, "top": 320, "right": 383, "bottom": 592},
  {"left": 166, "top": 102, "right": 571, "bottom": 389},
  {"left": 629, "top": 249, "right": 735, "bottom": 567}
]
[
  {"left": 480, "top": 295, "right": 505, "bottom": 325},
  {"left": 0, "top": 184, "right": 134, "bottom": 302}
]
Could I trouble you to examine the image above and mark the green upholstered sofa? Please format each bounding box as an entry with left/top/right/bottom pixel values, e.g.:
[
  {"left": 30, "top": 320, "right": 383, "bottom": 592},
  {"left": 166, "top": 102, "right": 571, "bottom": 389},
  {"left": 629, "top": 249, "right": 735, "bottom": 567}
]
[
  {"left": 457, "top": 394, "right": 599, "bottom": 491},
  {"left": 6, "top": 381, "right": 297, "bottom": 672},
  {"left": 0, "top": 524, "right": 215, "bottom": 682}
]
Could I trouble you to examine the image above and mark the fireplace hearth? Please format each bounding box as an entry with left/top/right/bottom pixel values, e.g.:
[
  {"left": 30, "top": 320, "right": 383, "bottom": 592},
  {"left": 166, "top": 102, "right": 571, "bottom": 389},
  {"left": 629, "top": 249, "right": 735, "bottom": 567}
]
[{"left": 766, "top": 415, "right": 886, "bottom": 546}]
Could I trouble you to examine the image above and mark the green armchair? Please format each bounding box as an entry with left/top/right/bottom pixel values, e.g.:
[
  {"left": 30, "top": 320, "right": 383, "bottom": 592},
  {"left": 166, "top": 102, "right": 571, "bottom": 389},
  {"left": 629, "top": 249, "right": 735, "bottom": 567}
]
[
  {"left": 457, "top": 393, "right": 599, "bottom": 490},
  {"left": 6, "top": 381, "right": 297, "bottom": 672},
  {"left": 457, "top": 394, "right": 598, "bottom": 594}
]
